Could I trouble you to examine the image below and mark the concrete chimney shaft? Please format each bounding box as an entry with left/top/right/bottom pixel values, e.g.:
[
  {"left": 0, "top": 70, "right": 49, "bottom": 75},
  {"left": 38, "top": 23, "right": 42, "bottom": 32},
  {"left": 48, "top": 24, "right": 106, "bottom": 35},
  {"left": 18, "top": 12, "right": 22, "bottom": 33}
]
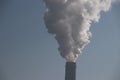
[{"left": 65, "top": 62, "right": 76, "bottom": 80}]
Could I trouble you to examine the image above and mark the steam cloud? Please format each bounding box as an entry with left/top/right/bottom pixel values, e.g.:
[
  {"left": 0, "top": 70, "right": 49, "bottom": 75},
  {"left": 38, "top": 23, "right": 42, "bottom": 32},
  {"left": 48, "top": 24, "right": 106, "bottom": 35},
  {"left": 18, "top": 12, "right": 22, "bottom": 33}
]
[{"left": 43, "top": 0, "right": 113, "bottom": 62}]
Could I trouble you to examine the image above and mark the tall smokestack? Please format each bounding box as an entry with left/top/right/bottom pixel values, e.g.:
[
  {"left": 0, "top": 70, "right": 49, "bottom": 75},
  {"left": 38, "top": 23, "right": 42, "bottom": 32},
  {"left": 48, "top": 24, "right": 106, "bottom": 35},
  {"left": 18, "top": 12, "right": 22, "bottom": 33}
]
[
  {"left": 65, "top": 62, "right": 76, "bottom": 80},
  {"left": 43, "top": 0, "right": 116, "bottom": 80}
]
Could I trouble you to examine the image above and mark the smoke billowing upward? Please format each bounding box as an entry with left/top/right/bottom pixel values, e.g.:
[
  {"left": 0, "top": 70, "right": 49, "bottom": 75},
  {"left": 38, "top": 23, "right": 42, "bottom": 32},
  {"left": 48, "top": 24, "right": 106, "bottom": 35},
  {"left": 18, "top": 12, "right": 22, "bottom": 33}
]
[{"left": 43, "top": 0, "right": 112, "bottom": 62}]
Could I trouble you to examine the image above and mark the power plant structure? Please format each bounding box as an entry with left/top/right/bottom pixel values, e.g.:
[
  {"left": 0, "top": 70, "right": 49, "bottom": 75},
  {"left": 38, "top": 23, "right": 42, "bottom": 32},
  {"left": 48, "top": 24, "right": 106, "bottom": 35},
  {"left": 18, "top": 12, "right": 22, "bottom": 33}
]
[{"left": 65, "top": 62, "right": 76, "bottom": 80}]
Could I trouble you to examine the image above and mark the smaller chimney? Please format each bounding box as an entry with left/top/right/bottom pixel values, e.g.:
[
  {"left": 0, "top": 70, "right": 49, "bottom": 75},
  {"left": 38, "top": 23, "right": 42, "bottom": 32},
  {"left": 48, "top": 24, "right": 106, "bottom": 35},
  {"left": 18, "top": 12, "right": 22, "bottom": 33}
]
[{"left": 65, "top": 62, "right": 76, "bottom": 80}]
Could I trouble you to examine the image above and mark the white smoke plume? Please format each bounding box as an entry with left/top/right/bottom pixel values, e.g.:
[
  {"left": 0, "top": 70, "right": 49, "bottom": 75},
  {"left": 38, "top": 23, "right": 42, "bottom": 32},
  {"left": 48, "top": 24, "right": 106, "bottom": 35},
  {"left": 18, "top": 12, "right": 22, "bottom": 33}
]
[{"left": 43, "top": 0, "right": 112, "bottom": 62}]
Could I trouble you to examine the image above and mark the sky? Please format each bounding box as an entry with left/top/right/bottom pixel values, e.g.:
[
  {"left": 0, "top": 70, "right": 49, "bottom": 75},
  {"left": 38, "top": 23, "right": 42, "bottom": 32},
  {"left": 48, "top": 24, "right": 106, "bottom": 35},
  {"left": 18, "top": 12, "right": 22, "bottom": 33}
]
[{"left": 0, "top": 0, "right": 120, "bottom": 80}]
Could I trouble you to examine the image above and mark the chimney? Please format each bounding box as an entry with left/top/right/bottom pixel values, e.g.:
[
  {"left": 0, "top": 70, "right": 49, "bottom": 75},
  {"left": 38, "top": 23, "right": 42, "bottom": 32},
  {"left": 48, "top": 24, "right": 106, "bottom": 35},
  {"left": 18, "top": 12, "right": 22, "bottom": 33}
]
[{"left": 65, "top": 62, "right": 76, "bottom": 80}]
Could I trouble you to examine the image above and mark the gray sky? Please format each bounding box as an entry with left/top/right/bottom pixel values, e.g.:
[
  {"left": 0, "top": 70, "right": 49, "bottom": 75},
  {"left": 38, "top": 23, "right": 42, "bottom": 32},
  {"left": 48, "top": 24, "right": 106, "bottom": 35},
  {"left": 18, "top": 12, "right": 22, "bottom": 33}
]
[{"left": 0, "top": 0, "right": 120, "bottom": 80}]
